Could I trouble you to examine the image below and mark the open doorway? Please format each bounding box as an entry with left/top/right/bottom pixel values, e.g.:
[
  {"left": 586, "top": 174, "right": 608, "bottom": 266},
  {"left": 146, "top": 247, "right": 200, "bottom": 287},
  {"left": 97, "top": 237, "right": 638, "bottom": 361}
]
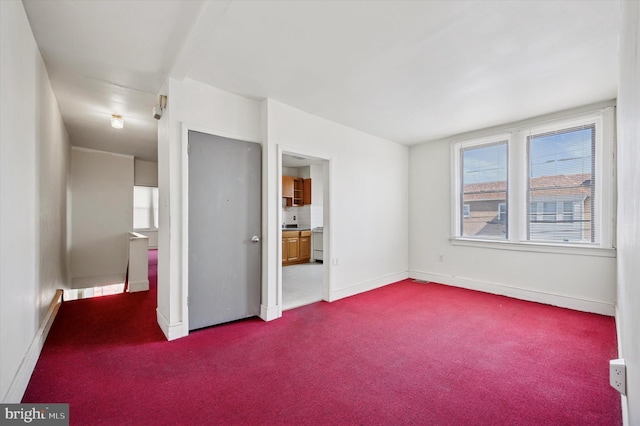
[{"left": 280, "top": 150, "right": 329, "bottom": 310}]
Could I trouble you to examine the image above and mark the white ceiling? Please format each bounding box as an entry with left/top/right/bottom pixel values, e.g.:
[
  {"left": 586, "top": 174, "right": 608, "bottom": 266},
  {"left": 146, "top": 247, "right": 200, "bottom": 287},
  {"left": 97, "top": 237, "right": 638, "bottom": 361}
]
[
  {"left": 23, "top": 1, "right": 620, "bottom": 162},
  {"left": 22, "top": 0, "right": 205, "bottom": 162}
]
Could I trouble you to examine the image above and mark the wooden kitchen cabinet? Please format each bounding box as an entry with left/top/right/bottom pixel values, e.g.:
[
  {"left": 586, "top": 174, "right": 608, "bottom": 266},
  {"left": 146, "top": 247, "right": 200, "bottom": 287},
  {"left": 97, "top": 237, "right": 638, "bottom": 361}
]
[
  {"left": 282, "top": 176, "right": 294, "bottom": 199},
  {"left": 286, "top": 238, "right": 299, "bottom": 261},
  {"left": 303, "top": 179, "right": 312, "bottom": 205},
  {"left": 282, "top": 176, "right": 312, "bottom": 206},
  {"left": 299, "top": 231, "right": 311, "bottom": 261},
  {"left": 282, "top": 238, "right": 287, "bottom": 262},
  {"left": 282, "top": 230, "right": 311, "bottom": 265},
  {"left": 292, "top": 178, "right": 304, "bottom": 206}
]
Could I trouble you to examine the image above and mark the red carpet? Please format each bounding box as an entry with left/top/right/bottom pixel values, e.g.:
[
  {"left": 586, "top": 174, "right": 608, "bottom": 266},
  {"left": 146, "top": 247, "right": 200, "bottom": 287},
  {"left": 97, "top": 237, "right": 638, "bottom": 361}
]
[{"left": 23, "top": 250, "right": 621, "bottom": 425}]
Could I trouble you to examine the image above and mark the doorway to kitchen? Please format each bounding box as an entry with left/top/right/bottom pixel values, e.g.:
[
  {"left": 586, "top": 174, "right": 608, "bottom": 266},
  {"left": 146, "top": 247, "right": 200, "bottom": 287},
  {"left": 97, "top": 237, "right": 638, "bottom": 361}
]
[{"left": 280, "top": 150, "right": 329, "bottom": 310}]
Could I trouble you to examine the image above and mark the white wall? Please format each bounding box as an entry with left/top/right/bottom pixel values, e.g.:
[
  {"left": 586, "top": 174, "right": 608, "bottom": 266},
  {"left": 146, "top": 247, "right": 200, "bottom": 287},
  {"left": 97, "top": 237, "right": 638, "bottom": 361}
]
[
  {"left": 70, "top": 148, "right": 133, "bottom": 288},
  {"left": 134, "top": 159, "right": 158, "bottom": 187},
  {"left": 616, "top": 2, "right": 640, "bottom": 424},
  {"left": 408, "top": 116, "right": 616, "bottom": 315},
  {"left": 0, "top": 0, "right": 70, "bottom": 402},
  {"left": 267, "top": 99, "right": 409, "bottom": 301},
  {"left": 157, "top": 80, "right": 408, "bottom": 339},
  {"left": 157, "top": 78, "right": 262, "bottom": 339}
]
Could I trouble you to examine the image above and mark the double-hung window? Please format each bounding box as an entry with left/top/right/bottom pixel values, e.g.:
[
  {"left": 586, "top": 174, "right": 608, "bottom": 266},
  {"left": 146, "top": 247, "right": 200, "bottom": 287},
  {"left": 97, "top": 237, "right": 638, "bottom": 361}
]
[
  {"left": 133, "top": 186, "right": 159, "bottom": 230},
  {"left": 452, "top": 107, "right": 614, "bottom": 253},
  {"left": 459, "top": 138, "right": 508, "bottom": 240},
  {"left": 527, "top": 125, "right": 595, "bottom": 243}
]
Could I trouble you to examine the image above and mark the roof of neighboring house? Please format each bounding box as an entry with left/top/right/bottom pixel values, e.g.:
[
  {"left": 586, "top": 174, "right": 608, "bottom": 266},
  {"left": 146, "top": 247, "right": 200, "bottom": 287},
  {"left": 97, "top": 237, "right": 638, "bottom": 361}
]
[{"left": 463, "top": 173, "right": 592, "bottom": 201}]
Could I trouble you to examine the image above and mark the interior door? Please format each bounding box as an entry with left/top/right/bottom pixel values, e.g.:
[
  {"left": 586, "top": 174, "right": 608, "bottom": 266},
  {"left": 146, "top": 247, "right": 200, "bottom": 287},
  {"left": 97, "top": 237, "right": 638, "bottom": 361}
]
[{"left": 188, "top": 130, "right": 261, "bottom": 330}]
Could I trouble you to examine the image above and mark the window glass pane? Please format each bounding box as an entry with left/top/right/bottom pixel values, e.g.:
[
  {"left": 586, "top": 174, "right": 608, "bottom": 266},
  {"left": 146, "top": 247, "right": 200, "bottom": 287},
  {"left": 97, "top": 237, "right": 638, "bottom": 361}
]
[
  {"left": 528, "top": 125, "right": 594, "bottom": 242},
  {"left": 461, "top": 142, "right": 507, "bottom": 239},
  {"left": 498, "top": 203, "right": 507, "bottom": 222},
  {"left": 133, "top": 186, "right": 159, "bottom": 229}
]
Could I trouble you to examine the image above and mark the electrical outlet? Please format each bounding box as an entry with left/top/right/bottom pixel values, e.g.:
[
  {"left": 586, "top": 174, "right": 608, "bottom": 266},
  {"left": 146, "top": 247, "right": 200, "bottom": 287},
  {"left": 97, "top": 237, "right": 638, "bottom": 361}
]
[
  {"left": 332, "top": 258, "right": 339, "bottom": 266},
  {"left": 609, "top": 359, "right": 626, "bottom": 395}
]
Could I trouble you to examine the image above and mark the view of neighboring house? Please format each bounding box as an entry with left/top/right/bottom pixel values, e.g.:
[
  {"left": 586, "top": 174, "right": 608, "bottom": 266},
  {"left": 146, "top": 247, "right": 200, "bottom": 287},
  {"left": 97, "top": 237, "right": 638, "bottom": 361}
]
[{"left": 463, "top": 173, "right": 593, "bottom": 242}]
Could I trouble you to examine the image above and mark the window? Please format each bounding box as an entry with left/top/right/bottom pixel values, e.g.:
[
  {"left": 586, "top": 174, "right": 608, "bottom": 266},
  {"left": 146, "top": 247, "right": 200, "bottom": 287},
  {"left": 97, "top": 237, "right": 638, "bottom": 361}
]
[
  {"left": 133, "top": 186, "right": 158, "bottom": 229},
  {"left": 498, "top": 203, "right": 507, "bottom": 222},
  {"left": 527, "top": 125, "right": 594, "bottom": 243},
  {"left": 452, "top": 108, "right": 614, "bottom": 251},
  {"left": 459, "top": 140, "right": 508, "bottom": 240}
]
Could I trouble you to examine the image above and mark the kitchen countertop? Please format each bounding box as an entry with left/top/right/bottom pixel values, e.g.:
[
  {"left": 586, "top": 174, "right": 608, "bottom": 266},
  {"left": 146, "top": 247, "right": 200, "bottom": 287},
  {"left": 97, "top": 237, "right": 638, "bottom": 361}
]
[{"left": 282, "top": 227, "right": 311, "bottom": 231}]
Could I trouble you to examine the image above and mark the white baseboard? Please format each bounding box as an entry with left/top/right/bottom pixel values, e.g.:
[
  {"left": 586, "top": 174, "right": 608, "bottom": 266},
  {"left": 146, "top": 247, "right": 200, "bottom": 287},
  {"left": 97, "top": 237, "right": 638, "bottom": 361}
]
[
  {"left": 409, "top": 270, "right": 615, "bottom": 316},
  {"left": 71, "top": 273, "right": 125, "bottom": 289},
  {"left": 156, "top": 308, "right": 187, "bottom": 341},
  {"left": 260, "top": 304, "right": 281, "bottom": 321},
  {"left": 128, "top": 280, "right": 149, "bottom": 292},
  {"left": 3, "top": 289, "right": 63, "bottom": 403},
  {"left": 329, "top": 271, "right": 409, "bottom": 302}
]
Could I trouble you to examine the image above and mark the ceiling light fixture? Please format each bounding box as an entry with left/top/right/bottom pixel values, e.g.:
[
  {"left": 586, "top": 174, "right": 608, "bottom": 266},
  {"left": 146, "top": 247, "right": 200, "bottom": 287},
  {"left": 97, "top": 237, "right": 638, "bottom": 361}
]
[{"left": 111, "top": 114, "right": 124, "bottom": 129}]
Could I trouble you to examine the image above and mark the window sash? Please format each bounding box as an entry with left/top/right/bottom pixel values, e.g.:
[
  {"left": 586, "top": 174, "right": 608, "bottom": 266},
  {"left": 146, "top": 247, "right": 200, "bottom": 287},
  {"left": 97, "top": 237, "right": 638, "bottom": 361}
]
[
  {"left": 459, "top": 141, "right": 508, "bottom": 240},
  {"left": 451, "top": 107, "right": 613, "bottom": 250},
  {"left": 133, "top": 186, "right": 159, "bottom": 229},
  {"left": 526, "top": 124, "right": 595, "bottom": 243}
]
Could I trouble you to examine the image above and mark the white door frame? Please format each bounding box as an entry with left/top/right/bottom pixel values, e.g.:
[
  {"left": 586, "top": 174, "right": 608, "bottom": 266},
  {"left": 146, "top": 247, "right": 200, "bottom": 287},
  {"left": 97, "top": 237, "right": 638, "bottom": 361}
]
[
  {"left": 277, "top": 144, "right": 332, "bottom": 310},
  {"left": 181, "top": 122, "right": 262, "bottom": 334}
]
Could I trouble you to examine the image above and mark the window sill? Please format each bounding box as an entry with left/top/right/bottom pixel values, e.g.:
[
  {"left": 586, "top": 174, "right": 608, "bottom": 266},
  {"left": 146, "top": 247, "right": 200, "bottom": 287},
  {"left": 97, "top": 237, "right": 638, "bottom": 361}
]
[{"left": 450, "top": 237, "right": 616, "bottom": 258}]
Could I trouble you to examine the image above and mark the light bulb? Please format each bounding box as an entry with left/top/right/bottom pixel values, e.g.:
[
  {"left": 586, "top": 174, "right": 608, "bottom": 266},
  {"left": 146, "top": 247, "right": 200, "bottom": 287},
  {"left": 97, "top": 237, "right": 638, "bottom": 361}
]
[{"left": 111, "top": 114, "right": 124, "bottom": 129}]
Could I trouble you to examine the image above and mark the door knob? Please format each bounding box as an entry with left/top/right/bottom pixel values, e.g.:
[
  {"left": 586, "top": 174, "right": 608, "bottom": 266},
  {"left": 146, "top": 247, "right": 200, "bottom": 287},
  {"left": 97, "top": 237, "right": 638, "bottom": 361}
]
[{"left": 251, "top": 236, "right": 260, "bottom": 243}]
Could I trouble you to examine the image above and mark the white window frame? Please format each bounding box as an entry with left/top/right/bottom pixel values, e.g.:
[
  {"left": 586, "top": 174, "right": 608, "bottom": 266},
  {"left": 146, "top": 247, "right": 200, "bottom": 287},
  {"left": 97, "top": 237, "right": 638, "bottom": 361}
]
[
  {"left": 133, "top": 185, "right": 159, "bottom": 230},
  {"left": 451, "top": 107, "right": 615, "bottom": 257},
  {"left": 452, "top": 133, "right": 511, "bottom": 241}
]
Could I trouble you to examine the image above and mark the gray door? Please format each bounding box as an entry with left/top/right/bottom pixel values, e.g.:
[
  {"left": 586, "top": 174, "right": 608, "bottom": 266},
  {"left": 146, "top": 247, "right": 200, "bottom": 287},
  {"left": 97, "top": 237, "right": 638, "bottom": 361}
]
[{"left": 188, "top": 130, "right": 261, "bottom": 330}]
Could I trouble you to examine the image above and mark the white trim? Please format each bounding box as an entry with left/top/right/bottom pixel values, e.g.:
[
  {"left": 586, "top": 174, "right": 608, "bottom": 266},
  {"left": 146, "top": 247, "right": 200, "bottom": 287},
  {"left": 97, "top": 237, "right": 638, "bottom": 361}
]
[
  {"left": 522, "top": 113, "right": 607, "bottom": 245},
  {"left": 181, "top": 122, "right": 264, "bottom": 334},
  {"left": 451, "top": 134, "right": 510, "bottom": 239},
  {"left": 446, "top": 100, "right": 616, "bottom": 144},
  {"left": 277, "top": 144, "right": 333, "bottom": 313},
  {"left": 452, "top": 107, "right": 615, "bottom": 250},
  {"left": 3, "top": 290, "right": 62, "bottom": 403},
  {"left": 181, "top": 123, "right": 190, "bottom": 334},
  {"left": 453, "top": 132, "right": 513, "bottom": 149},
  {"left": 600, "top": 106, "right": 616, "bottom": 248},
  {"left": 450, "top": 237, "right": 616, "bottom": 257},
  {"left": 71, "top": 273, "right": 126, "bottom": 289},
  {"left": 182, "top": 121, "right": 262, "bottom": 144},
  {"left": 328, "top": 271, "right": 409, "bottom": 302},
  {"left": 260, "top": 303, "right": 281, "bottom": 321},
  {"left": 156, "top": 308, "right": 186, "bottom": 341},
  {"left": 128, "top": 279, "right": 149, "bottom": 292},
  {"left": 409, "top": 270, "right": 615, "bottom": 316}
]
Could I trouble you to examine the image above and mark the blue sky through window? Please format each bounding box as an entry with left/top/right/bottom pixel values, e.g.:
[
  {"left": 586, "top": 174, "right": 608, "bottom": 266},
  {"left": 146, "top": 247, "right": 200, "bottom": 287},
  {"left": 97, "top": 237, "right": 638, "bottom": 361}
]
[
  {"left": 529, "top": 127, "right": 593, "bottom": 178},
  {"left": 462, "top": 142, "right": 507, "bottom": 184}
]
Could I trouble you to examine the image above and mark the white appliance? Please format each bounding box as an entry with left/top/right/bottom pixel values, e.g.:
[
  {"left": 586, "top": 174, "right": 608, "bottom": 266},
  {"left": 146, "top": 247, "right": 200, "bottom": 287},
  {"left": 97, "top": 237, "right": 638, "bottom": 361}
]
[{"left": 312, "top": 227, "right": 323, "bottom": 262}]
